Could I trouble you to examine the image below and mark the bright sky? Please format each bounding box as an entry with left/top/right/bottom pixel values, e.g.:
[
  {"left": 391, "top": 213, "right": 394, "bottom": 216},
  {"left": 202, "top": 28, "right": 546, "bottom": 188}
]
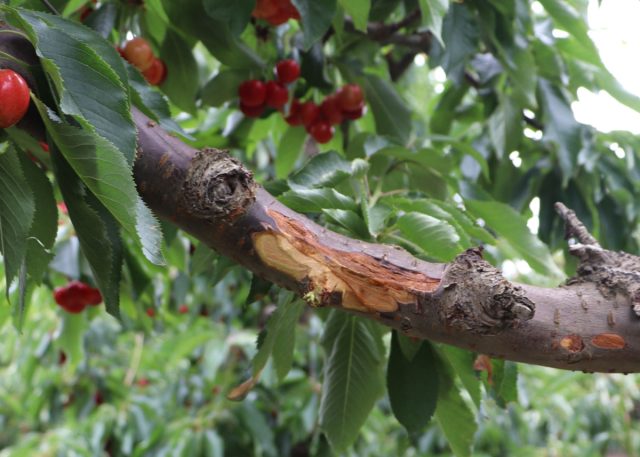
[{"left": 571, "top": 0, "right": 640, "bottom": 133}]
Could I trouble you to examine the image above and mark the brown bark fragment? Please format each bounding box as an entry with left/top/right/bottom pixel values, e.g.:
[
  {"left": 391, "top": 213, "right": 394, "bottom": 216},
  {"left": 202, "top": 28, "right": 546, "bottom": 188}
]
[
  {"left": 591, "top": 333, "right": 625, "bottom": 350},
  {"left": 560, "top": 335, "right": 585, "bottom": 353}
]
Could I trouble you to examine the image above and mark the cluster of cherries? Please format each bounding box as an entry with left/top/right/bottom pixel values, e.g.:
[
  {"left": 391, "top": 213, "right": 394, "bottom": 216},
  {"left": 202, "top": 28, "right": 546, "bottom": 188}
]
[
  {"left": 0, "top": 69, "right": 31, "bottom": 129},
  {"left": 238, "top": 59, "right": 366, "bottom": 143},
  {"left": 252, "top": 0, "right": 300, "bottom": 26},
  {"left": 54, "top": 280, "right": 103, "bottom": 314},
  {"left": 119, "top": 37, "right": 167, "bottom": 86}
]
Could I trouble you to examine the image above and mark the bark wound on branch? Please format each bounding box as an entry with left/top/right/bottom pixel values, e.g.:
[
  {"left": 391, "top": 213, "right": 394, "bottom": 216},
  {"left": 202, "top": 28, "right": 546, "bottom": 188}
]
[
  {"left": 556, "top": 202, "right": 640, "bottom": 318},
  {"left": 253, "top": 210, "right": 441, "bottom": 313},
  {"left": 181, "top": 149, "right": 256, "bottom": 224},
  {"left": 424, "top": 248, "right": 535, "bottom": 334}
]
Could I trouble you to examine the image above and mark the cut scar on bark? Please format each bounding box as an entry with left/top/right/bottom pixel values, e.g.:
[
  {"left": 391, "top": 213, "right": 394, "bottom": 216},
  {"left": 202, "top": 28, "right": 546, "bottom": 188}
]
[{"left": 181, "top": 148, "right": 256, "bottom": 223}]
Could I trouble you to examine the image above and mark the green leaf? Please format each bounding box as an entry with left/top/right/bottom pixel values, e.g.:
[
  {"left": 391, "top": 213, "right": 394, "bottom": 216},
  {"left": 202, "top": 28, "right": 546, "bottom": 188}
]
[
  {"left": 84, "top": 3, "right": 118, "bottom": 39},
  {"left": 492, "top": 359, "right": 518, "bottom": 405},
  {"left": 8, "top": 8, "right": 137, "bottom": 164},
  {"left": 320, "top": 312, "right": 386, "bottom": 452},
  {"left": 594, "top": 67, "right": 640, "bottom": 114},
  {"left": 275, "top": 126, "right": 307, "bottom": 179},
  {"left": 0, "top": 146, "right": 34, "bottom": 289},
  {"left": 202, "top": 430, "right": 225, "bottom": 457},
  {"left": 252, "top": 291, "right": 304, "bottom": 381},
  {"left": 288, "top": 151, "right": 352, "bottom": 189},
  {"left": 292, "top": 0, "right": 337, "bottom": 51},
  {"left": 503, "top": 45, "right": 537, "bottom": 108},
  {"left": 387, "top": 333, "right": 438, "bottom": 434},
  {"left": 162, "top": 0, "right": 263, "bottom": 69},
  {"left": 159, "top": 30, "right": 199, "bottom": 114},
  {"left": 396, "top": 332, "right": 422, "bottom": 361},
  {"left": 35, "top": 99, "right": 164, "bottom": 266},
  {"left": 418, "top": 0, "right": 448, "bottom": 44},
  {"left": 201, "top": 69, "right": 251, "bottom": 107},
  {"left": 464, "top": 198, "right": 563, "bottom": 277},
  {"left": 279, "top": 188, "right": 358, "bottom": 212},
  {"left": 361, "top": 74, "right": 412, "bottom": 145},
  {"left": 440, "top": 346, "right": 481, "bottom": 407},
  {"left": 538, "top": 79, "right": 582, "bottom": 184},
  {"left": 537, "top": 0, "right": 599, "bottom": 61},
  {"left": 128, "top": 65, "right": 184, "bottom": 136},
  {"left": 429, "top": 83, "right": 469, "bottom": 135},
  {"left": 203, "top": 0, "right": 255, "bottom": 36},
  {"left": 237, "top": 402, "right": 278, "bottom": 457},
  {"left": 18, "top": 153, "right": 57, "bottom": 283},
  {"left": 323, "top": 209, "right": 370, "bottom": 239},
  {"left": 338, "top": 0, "right": 370, "bottom": 32},
  {"left": 395, "top": 212, "right": 461, "bottom": 261},
  {"left": 439, "top": 3, "right": 478, "bottom": 84},
  {"left": 51, "top": 147, "right": 123, "bottom": 318},
  {"left": 435, "top": 376, "right": 476, "bottom": 457},
  {"left": 488, "top": 94, "right": 521, "bottom": 158}
]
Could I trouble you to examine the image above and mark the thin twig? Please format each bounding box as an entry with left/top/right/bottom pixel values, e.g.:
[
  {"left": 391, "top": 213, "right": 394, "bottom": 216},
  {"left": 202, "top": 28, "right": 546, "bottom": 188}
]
[{"left": 554, "top": 202, "right": 599, "bottom": 246}]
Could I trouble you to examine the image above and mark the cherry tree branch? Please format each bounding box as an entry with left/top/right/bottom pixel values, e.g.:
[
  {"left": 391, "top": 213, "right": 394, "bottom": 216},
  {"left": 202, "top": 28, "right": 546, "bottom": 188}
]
[
  {"left": 133, "top": 110, "right": 640, "bottom": 373},
  {"left": 2, "top": 21, "right": 638, "bottom": 373}
]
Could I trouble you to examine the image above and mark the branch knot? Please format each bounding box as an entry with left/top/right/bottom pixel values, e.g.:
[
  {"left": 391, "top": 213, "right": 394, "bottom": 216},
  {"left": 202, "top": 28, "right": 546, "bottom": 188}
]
[{"left": 436, "top": 248, "right": 535, "bottom": 334}]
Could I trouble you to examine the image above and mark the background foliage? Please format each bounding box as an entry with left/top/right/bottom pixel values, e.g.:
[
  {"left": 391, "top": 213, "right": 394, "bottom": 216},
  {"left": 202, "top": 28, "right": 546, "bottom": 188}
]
[{"left": 1, "top": 0, "right": 640, "bottom": 455}]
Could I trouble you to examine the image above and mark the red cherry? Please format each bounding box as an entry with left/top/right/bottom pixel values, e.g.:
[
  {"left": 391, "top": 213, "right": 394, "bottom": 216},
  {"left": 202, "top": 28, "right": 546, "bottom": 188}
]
[
  {"left": 142, "top": 58, "right": 167, "bottom": 86},
  {"left": 54, "top": 281, "right": 87, "bottom": 313},
  {"left": 275, "top": 59, "right": 300, "bottom": 84},
  {"left": 285, "top": 99, "right": 303, "bottom": 126},
  {"left": 342, "top": 105, "right": 365, "bottom": 120},
  {"left": 266, "top": 8, "right": 291, "bottom": 26},
  {"left": 146, "top": 307, "right": 156, "bottom": 317},
  {"left": 240, "top": 102, "right": 265, "bottom": 118},
  {"left": 123, "top": 37, "right": 154, "bottom": 71},
  {"left": 252, "top": 0, "right": 279, "bottom": 19},
  {"left": 178, "top": 304, "right": 189, "bottom": 314},
  {"left": 283, "top": 1, "right": 300, "bottom": 20},
  {"left": 0, "top": 69, "right": 31, "bottom": 129},
  {"left": 337, "top": 84, "right": 364, "bottom": 112},
  {"left": 309, "top": 120, "right": 334, "bottom": 144},
  {"left": 320, "top": 96, "right": 344, "bottom": 125},
  {"left": 265, "top": 81, "right": 289, "bottom": 108},
  {"left": 82, "top": 285, "right": 102, "bottom": 306},
  {"left": 238, "top": 79, "right": 267, "bottom": 107},
  {"left": 300, "top": 101, "right": 320, "bottom": 126}
]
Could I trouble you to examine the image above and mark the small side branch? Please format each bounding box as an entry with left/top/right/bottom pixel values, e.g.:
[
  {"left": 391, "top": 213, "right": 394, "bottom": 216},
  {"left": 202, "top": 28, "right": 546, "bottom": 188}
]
[
  {"left": 555, "top": 202, "right": 599, "bottom": 246},
  {"left": 556, "top": 202, "right": 640, "bottom": 317}
]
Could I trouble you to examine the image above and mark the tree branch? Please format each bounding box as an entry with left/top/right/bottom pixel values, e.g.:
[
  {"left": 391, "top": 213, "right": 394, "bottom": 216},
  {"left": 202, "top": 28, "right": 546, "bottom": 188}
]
[
  {"left": 133, "top": 110, "right": 640, "bottom": 373},
  {"left": 2, "top": 22, "right": 638, "bottom": 373}
]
